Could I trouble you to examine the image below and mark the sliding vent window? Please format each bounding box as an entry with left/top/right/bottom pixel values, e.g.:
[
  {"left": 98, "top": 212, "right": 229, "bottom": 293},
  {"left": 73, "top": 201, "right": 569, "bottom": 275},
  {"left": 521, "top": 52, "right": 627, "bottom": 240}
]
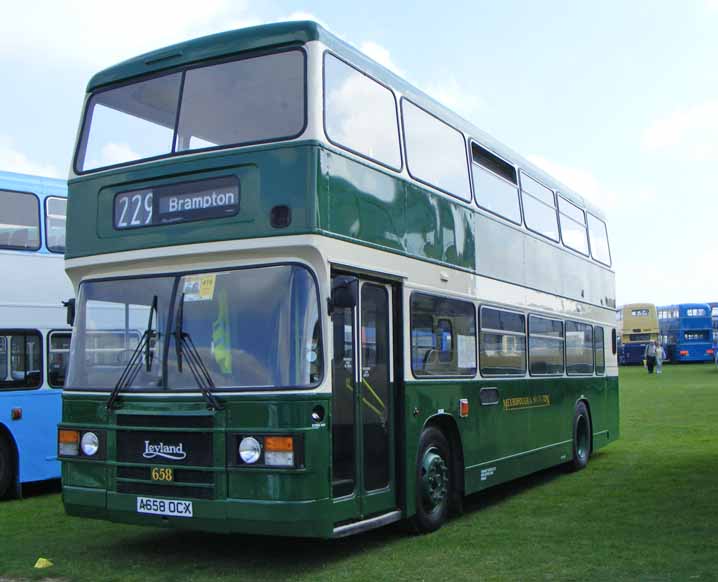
[
  {"left": 324, "top": 54, "right": 401, "bottom": 169},
  {"left": 472, "top": 143, "right": 521, "bottom": 224},
  {"left": 594, "top": 327, "right": 605, "bottom": 375},
  {"left": 480, "top": 307, "right": 526, "bottom": 376},
  {"left": 403, "top": 101, "right": 471, "bottom": 201},
  {"left": 587, "top": 213, "right": 611, "bottom": 266},
  {"left": 528, "top": 315, "right": 564, "bottom": 375},
  {"left": 0, "top": 190, "right": 40, "bottom": 250},
  {"left": 411, "top": 293, "right": 476, "bottom": 377},
  {"left": 559, "top": 197, "right": 589, "bottom": 255},
  {"left": 566, "top": 321, "right": 593, "bottom": 375},
  {"left": 176, "top": 51, "right": 305, "bottom": 152},
  {"left": 521, "top": 173, "right": 558, "bottom": 240}
]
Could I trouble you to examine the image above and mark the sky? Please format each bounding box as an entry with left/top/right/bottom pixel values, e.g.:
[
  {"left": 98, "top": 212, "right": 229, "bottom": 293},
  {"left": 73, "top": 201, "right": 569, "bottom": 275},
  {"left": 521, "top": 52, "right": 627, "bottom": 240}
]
[{"left": 1, "top": 0, "right": 716, "bottom": 306}]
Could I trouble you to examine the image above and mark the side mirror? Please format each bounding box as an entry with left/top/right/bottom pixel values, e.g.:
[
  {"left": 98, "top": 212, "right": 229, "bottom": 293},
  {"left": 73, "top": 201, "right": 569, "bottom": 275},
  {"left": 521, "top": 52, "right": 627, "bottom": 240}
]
[
  {"left": 63, "top": 298, "right": 76, "bottom": 326},
  {"left": 330, "top": 276, "right": 358, "bottom": 312}
]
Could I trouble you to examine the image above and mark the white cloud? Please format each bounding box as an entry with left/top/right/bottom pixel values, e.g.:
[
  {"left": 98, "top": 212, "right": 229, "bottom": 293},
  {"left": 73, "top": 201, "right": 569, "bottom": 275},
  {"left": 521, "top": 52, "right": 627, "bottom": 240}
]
[
  {"left": 0, "top": 0, "right": 257, "bottom": 67},
  {"left": 0, "top": 136, "right": 60, "bottom": 178},
  {"left": 359, "top": 41, "right": 404, "bottom": 76},
  {"left": 641, "top": 100, "right": 718, "bottom": 161},
  {"left": 357, "top": 42, "right": 481, "bottom": 121},
  {"left": 283, "top": 11, "right": 333, "bottom": 31},
  {"left": 527, "top": 155, "right": 618, "bottom": 210},
  {"left": 422, "top": 77, "right": 482, "bottom": 121}
]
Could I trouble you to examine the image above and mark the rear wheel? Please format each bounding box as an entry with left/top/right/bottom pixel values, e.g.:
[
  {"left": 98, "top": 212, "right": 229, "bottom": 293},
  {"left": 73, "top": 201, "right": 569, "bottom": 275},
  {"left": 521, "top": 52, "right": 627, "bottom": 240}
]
[
  {"left": 411, "top": 427, "right": 451, "bottom": 533},
  {"left": 0, "top": 434, "right": 15, "bottom": 499},
  {"left": 571, "top": 401, "right": 592, "bottom": 471}
]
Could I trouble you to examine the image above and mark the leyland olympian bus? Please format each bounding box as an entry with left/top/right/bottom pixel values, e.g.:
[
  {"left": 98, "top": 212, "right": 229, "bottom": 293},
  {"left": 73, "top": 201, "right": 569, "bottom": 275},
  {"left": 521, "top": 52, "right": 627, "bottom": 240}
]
[
  {"left": 0, "top": 171, "right": 73, "bottom": 498},
  {"left": 658, "top": 304, "right": 714, "bottom": 363},
  {"left": 59, "top": 21, "right": 619, "bottom": 537},
  {"left": 616, "top": 303, "right": 659, "bottom": 365}
]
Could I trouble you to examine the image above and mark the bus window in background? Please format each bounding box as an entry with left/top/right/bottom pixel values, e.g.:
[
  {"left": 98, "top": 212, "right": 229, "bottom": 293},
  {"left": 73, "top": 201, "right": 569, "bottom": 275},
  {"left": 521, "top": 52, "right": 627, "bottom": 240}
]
[
  {"left": 0, "top": 190, "right": 40, "bottom": 250},
  {"left": 45, "top": 197, "right": 67, "bottom": 253}
]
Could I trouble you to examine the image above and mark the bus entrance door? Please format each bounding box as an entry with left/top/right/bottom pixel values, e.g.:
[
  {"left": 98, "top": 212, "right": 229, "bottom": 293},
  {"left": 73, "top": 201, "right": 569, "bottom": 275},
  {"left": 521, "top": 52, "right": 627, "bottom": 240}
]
[{"left": 331, "top": 277, "right": 396, "bottom": 523}]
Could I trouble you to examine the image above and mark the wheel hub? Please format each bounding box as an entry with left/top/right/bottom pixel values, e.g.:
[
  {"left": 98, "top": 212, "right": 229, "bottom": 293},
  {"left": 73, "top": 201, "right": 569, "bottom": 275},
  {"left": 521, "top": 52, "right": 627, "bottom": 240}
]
[{"left": 421, "top": 447, "right": 448, "bottom": 511}]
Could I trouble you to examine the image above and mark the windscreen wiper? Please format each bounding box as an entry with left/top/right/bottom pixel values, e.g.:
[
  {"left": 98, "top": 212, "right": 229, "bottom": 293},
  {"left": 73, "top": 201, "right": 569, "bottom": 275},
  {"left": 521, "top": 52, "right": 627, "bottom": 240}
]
[
  {"left": 174, "top": 293, "right": 223, "bottom": 411},
  {"left": 106, "top": 295, "right": 158, "bottom": 410}
]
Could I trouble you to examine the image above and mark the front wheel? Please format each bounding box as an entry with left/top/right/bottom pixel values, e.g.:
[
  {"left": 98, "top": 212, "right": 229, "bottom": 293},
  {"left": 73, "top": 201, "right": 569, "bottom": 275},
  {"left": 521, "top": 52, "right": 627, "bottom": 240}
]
[
  {"left": 0, "top": 434, "right": 15, "bottom": 499},
  {"left": 571, "top": 401, "right": 592, "bottom": 471},
  {"left": 411, "top": 427, "right": 451, "bottom": 533}
]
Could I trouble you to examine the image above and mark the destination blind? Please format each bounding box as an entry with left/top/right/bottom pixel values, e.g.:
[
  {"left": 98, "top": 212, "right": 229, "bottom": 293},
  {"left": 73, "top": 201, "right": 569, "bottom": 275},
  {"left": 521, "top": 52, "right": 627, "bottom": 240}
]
[{"left": 113, "top": 175, "right": 240, "bottom": 230}]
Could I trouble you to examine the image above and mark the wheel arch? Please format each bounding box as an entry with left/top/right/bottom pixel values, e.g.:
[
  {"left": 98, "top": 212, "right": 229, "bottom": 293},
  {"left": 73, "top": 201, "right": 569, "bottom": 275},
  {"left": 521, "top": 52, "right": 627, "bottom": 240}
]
[
  {"left": 574, "top": 396, "right": 594, "bottom": 454},
  {"left": 422, "top": 413, "right": 465, "bottom": 510},
  {"left": 0, "top": 422, "right": 19, "bottom": 490}
]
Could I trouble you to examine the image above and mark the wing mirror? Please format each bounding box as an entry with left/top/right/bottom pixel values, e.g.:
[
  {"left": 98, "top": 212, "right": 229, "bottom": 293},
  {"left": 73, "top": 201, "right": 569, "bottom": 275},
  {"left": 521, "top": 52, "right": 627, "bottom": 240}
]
[
  {"left": 63, "top": 298, "right": 76, "bottom": 326},
  {"left": 330, "top": 276, "right": 358, "bottom": 313}
]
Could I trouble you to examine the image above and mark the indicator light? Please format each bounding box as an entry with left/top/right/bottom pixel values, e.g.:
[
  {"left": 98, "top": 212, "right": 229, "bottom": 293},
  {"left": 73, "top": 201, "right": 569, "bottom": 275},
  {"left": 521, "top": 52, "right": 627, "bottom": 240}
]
[
  {"left": 10, "top": 408, "right": 22, "bottom": 420},
  {"left": 459, "top": 398, "right": 469, "bottom": 418}
]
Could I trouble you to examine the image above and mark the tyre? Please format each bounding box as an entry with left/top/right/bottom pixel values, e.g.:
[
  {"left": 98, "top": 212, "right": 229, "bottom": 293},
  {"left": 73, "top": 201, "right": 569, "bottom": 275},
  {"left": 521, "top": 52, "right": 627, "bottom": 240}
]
[
  {"left": 411, "top": 427, "right": 451, "bottom": 533},
  {"left": 0, "top": 434, "right": 15, "bottom": 499},
  {"left": 571, "top": 401, "right": 592, "bottom": 471}
]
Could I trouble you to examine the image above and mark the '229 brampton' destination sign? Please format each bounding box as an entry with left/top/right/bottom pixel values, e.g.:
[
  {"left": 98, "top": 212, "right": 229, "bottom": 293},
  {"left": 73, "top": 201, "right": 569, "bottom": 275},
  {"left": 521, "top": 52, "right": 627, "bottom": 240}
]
[{"left": 113, "top": 175, "right": 240, "bottom": 230}]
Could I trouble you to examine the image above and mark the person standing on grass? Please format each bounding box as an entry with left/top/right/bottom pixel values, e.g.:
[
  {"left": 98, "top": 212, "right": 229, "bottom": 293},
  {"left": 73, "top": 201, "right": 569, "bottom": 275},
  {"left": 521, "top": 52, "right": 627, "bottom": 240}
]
[
  {"left": 644, "top": 340, "right": 657, "bottom": 374},
  {"left": 655, "top": 341, "right": 665, "bottom": 374}
]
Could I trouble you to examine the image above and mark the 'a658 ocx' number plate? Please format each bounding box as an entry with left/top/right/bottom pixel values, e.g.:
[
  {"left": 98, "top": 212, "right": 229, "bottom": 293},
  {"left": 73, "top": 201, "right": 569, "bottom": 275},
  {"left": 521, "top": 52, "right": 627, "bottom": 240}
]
[{"left": 136, "top": 496, "right": 193, "bottom": 518}]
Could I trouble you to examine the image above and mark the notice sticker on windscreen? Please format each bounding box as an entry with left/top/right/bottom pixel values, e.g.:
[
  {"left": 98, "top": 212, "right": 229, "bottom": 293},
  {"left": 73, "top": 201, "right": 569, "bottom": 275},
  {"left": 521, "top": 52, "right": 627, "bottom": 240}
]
[
  {"left": 113, "top": 175, "right": 240, "bottom": 230},
  {"left": 183, "top": 274, "right": 216, "bottom": 302}
]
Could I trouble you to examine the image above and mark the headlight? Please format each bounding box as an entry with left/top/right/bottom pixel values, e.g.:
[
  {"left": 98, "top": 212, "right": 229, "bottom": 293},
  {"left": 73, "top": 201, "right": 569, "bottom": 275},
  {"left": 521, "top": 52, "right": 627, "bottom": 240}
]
[
  {"left": 239, "top": 437, "right": 261, "bottom": 464},
  {"left": 80, "top": 432, "right": 99, "bottom": 456}
]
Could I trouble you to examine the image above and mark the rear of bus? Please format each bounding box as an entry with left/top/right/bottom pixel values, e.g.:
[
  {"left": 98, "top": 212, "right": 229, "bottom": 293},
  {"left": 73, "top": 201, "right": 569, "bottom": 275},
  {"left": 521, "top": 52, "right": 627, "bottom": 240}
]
[
  {"left": 617, "top": 304, "right": 658, "bottom": 365},
  {"left": 675, "top": 304, "right": 714, "bottom": 362},
  {"left": 59, "top": 23, "right": 337, "bottom": 537}
]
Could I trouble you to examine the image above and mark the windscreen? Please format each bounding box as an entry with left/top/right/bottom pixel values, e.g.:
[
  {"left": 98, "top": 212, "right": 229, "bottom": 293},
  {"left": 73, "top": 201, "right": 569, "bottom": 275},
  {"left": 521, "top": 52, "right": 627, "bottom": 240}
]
[
  {"left": 66, "top": 265, "right": 322, "bottom": 390},
  {"left": 76, "top": 50, "right": 305, "bottom": 172}
]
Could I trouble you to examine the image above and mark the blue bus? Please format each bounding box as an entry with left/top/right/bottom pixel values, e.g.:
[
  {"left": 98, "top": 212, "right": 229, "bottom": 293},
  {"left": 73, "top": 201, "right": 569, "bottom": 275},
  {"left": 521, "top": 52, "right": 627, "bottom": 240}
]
[
  {"left": 709, "top": 302, "right": 718, "bottom": 350},
  {"left": 0, "top": 171, "right": 73, "bottom": 498},
  {"left": 657, "top": 304, "right": 714, "bottom": 363}
]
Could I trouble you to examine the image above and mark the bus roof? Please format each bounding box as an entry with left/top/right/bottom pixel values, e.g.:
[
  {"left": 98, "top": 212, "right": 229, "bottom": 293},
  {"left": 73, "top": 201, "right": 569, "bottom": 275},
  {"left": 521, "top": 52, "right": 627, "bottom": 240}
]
[
  {"left": 0, "top": 170, "right": 67, "bottom": 199},
  {"left": 86, "top": 20, "right": 605, "bottom": 221}
]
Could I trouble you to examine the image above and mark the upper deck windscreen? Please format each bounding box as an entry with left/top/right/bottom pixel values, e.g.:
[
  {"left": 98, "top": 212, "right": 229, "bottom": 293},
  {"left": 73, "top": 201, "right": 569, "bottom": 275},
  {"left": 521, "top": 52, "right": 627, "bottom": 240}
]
[{"left": 75, "top": 50, "right": 306, "bottom": 173}]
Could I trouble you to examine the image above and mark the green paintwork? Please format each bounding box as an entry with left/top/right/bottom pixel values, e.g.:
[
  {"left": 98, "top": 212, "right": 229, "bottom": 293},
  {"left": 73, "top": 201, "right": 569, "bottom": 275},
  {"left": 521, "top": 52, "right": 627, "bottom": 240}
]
[
  {"left": 60, "top": 374, "right": 618, "bottom": 537},
  {"left": 61, "top": 393, "right": 335, "bottom": 538}
]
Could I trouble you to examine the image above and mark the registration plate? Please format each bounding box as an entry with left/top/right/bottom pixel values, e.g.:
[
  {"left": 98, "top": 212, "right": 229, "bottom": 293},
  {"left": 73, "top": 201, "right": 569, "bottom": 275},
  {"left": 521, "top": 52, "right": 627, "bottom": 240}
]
[{"left": 136, "top": 496, "right": 193, "bottom": 518}]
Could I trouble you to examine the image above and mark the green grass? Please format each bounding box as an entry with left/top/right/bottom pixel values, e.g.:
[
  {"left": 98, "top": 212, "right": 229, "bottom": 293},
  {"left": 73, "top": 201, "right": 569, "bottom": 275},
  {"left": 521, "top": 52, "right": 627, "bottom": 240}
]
[{"left": 2, "top": 364, "right": 717, "bottom": 581}]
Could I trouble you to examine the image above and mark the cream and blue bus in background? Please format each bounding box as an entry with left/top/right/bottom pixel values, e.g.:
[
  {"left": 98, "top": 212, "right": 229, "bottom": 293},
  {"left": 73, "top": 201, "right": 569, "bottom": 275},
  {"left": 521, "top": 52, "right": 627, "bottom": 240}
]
[
  {"left": 0, "top": 171, "right": 73, "bottom": 498},
  {"left": 658, "top": 304, "right": 714, "bottom": 363},
  {"left": 616, "top": 303, "right": 659, "bottom": 365}
]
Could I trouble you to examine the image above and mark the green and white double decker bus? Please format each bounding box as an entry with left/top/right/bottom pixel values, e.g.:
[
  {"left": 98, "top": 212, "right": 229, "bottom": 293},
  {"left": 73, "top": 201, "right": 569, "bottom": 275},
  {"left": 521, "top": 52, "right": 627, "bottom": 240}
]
[{"left": 59, "top": 21, "right": 618, "bottom": 537}]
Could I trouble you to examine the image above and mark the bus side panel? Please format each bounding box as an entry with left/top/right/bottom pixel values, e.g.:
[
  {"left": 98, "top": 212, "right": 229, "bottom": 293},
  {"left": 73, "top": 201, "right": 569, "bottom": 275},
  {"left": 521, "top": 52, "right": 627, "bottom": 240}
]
[
  {"left": 318, "top": 148, "right": 477, "bottom": 272},
  {"left": 0, "top": 389, "right": 61, "bottom": 483}
]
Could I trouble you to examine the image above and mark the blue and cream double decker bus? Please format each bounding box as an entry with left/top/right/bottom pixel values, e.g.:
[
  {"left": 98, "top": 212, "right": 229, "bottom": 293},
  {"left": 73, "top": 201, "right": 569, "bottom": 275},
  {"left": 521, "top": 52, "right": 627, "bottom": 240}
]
[
  {"left": 0, "top": 171, "right": 73, "bottom": 498},
  {"left": 658, "top": 304, "right": 714, "bottom": 363},
  {"left": 58, "top": 21, "right": 619, "bottom": 536}
]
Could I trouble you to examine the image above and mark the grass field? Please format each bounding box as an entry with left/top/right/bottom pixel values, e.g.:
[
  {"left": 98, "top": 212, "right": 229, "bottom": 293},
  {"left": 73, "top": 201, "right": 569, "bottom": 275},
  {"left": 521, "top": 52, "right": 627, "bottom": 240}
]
[{"left": 1, "top": 364, "right": 717, "bottom": 581}]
